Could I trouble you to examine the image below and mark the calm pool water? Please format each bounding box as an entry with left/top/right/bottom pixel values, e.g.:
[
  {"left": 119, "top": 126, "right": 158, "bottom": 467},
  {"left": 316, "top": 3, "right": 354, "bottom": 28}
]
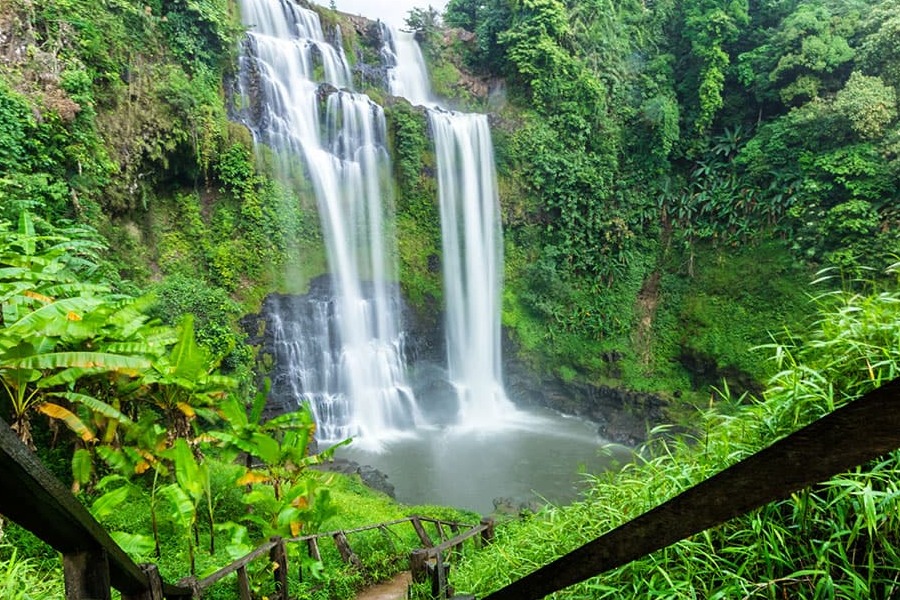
[{"left": 334, "top": 406, "right": 632, "bottom": 514}]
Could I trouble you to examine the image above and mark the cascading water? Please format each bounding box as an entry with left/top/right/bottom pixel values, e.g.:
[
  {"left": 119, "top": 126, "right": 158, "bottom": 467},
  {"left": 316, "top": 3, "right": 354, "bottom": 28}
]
[
  {"left": 383, "top": 28, "right": 516, "bottom": 427},
  {"left": 237, "top": 0, "right": 421, "bottom": 449}
]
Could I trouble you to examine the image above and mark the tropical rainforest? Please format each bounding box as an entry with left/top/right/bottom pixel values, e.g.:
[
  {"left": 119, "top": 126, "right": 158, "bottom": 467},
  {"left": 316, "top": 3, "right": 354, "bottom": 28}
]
[{"left": 0, "top": 0, "right": 899, "bottom": 597}]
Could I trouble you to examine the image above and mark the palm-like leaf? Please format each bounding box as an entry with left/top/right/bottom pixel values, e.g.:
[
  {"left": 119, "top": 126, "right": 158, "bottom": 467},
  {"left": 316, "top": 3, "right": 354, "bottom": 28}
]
[
  {"left": 35, "top": 402, "right": 95, "bottom": 442},
  {"left": 46, "top": 391, "right": 133, "bottom": 425},
  {"left": 12, "top": 351, "right": 151, "bottom": 374}
]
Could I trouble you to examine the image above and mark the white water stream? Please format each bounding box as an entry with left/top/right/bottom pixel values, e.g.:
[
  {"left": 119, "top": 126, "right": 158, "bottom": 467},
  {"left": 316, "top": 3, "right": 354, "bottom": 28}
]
[
  {"left": 384, "top": 29, "right": 517, "bottom": 428},
  {"left": 238, "top": 0, "right": 421, "bottom": 450}
]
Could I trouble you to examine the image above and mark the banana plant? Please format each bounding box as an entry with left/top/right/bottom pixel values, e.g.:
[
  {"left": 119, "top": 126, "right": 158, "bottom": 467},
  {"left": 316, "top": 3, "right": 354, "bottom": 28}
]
[
  {"left": 215, "top": 396, "right": 348, "bottom": 538},
  {"left": 140, "top": 314, "right": 236, "bottom": 442},
  {"left": 157, "top": 438, "right": 213, "bottom": 575},
  {"left": 0, "top": 212, "right": 164, "bottom": 447}
]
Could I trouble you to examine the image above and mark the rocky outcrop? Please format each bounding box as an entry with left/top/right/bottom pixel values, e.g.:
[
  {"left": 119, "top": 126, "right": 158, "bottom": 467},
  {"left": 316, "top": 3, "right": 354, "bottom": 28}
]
[
  {"left": 244, "top": 281, "right": 669, "bottom": 448},
  {"left": 318, "top": 458, "right": 396, "bottom": 498},
  {"left": 502, "top": 336, "right": 668, "bottom": 447}
]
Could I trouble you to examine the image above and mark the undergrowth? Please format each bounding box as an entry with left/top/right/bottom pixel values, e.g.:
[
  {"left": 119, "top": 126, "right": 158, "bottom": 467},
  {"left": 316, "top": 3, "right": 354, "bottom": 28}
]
[
  {"left": 452, "top": 263, "right": 900, "bottom": 599},
  {"left": 0, "top": 542, "right": 64, "bottom": 600}
]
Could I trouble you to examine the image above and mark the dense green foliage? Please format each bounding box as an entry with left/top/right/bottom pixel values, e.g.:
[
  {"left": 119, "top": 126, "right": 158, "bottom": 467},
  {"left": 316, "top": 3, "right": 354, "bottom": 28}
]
[
  {"left": 0, "top": 0, "right": 321, "bottom": 312},
  {"left": 1, "top": 0, "right": 899, "bottom": 595},
  {"left": 436, "top": 0, "right": 899, "bottom": 396},
  {"left": 452, "top": 264, "right": 900, "bottom": 598}
]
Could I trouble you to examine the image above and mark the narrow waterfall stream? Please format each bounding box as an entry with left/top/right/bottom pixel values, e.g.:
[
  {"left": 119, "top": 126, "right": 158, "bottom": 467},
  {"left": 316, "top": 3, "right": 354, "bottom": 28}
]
[
  {"left": 384, "top": 29, "right": 515, "bottom": 427},
  {"left": 237, "top": 0, "right": 421, "bottom": 450}
]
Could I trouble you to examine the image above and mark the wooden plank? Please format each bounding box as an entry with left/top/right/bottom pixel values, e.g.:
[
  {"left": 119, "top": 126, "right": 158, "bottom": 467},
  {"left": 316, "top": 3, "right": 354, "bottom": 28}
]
[
  {"left": 0, "top": 419, "right": 192, "bottom": 597},
  {"left": 195, "top": 540, "right": 277, "bottom": 590},
  {"left": 479, "top": 518, "right": 494, "bottom": 547},
  {"left": 286, "top": 517, "right": 414, "bottom": 542},
  {"left": 237, "top": 566, "right": 252, "bottom": 600},
  {"left": 410, "top": 516, "right": 434, "bottom": 548},
  {"left": 418, "top": 517, "right": 475, "bottom": 529},
  {"left": 425, "top": 524, "right": 488, "bottom": 558},
  {"left": 434, "top": 520, "right": 447, "bottom": 543},
  {"left": 378, "top": 525, "right": 398, "bottom": 554},
  {"left": 63, "top": 548, "right": 111, "bottom": 600},
  {"left": 269, "top": 537, "right": 289, "bottom": 599},
  {"left": 485, "top": 378, "right": 900, "bottom": 600},
  {"left": 307, "top": 537, "right": 322, "bottom": 562},
  {"left": 333, "top": 531, "right": 363, "bottom": 569}
]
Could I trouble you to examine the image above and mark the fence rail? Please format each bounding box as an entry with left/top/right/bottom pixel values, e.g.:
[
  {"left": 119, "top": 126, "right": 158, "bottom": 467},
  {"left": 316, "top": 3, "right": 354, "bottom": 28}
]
[
  {"left": 0, "top": 416, "right": 484, "bottom": 599},
  {"left": 452, "top": 377, "right": 900, "bottom": 600},
  {"left": 0, "top": 417, "right": 191, "bottom": 599}
]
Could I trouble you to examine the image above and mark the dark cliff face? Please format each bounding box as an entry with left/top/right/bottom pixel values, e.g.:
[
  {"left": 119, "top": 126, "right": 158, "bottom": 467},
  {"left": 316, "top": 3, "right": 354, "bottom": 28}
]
[
  {"left": 242, "top": 275, "right": 433, "bottom": 415},
  {"left": 501, "top": 335, "right": 669, "bottom": 446},
  {"left": 243, "top": 280, "right": 668, "bottom": 446}
]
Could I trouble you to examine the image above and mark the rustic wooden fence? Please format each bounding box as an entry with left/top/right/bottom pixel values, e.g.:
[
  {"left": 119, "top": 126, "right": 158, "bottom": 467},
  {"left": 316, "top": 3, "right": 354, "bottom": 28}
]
[
  {"left": 4, "top": 377, "right": 899, "bottom": 599},
  {"left": 0, "top": 415, "right": 487, "bottom": 599},
  {"left": 450, "top": 377, "right": 900, "bottom": 599}
]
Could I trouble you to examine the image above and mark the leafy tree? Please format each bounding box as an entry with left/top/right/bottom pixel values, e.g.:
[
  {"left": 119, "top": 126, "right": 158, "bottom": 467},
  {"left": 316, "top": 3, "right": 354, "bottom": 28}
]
[
  {"left": 444, "top": 0, "right": 478, "bottom": 30},
  {"left": 833, "top": 71, "right": 898, "bottom": 139},
  {"left": 444, "top": 0, "right": 513, "bottom": 74},
  {"left": 738, "top": 1, "right": 856, "bottom": 106},
  {"left": 856, "top": 0, "right": 900, "bottom": 89},
  {"left": 681, "top": 0, "right": 749, "bottom": 132}
]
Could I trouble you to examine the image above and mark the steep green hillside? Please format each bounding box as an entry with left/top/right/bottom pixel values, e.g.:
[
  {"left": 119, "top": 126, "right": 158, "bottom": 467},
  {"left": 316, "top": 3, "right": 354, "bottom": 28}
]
[
  {"left": 410, "top": 0, "right": 899, "bottom": 403},
  {"left": 1, "top": 0, "right": 897, "bottom": 416}
]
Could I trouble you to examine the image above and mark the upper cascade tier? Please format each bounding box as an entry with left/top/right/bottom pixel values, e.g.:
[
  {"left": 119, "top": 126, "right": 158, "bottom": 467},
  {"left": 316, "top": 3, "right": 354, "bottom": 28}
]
[
  {"left": 237, "top": 0, "right": 422, "bottom": 451},
  {"left": 383, "top": 25, "right": 517, "bottom": 429}
]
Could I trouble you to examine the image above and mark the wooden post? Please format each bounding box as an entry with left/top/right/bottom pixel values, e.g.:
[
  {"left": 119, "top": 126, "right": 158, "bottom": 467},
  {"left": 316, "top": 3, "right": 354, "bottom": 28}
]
[
  {"left": 269, "top": 537, "right": 288, "bottom": 600},
  {"left": 122, "top": 564, "right": 164, "bottom": 600},
  {"left": 479, "top": 517, "right": 495, "bottom": 547},
  {"left": 379, "top": 525, "right": 398, "bottom": 553},
  {"left": 430, "top": 552, "right": 449, "bottom": 599},
  {"left": 410, "top": 516, "right": 433, "bottom": 548},
  {"left": 434, "top": 520, "right": 447, "bottom": 543},
  {"left": 236, "top": 566, "right": 252, "bottom": 600},
  {"left": 409, "top": 549, "right": 429, "bottom": 583},
  {"left": 307, "top": 537, "right": 321, "bottom": 562},
  {"left": 447, "top": 523, "right": 462, "bottom": 563},
  {"left": 64, "top": 548, "right": 111, "bottom": 600},
  {"left": 333, "top": 531, "right": 363, "bottom": 569}
]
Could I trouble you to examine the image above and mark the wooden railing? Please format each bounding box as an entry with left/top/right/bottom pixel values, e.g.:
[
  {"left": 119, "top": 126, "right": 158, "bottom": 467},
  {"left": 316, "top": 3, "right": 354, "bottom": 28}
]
[
  {"left": 6, "top": 378, "right": 898, "bottom": 599},
  {"left": 410, "top": 517, "right": 495, "bottom": 598},
  {"left": 0, "top": 416, "right": 192, "bottom": 599},
  {"left": 0, "top": 414, "right": 485, "bottom": 599},
  {"left": 181, "top": 515, "right": 490, "bottom": 598},
  {"left": 450, "top": 377, "right": 900, "bottom": 600}
]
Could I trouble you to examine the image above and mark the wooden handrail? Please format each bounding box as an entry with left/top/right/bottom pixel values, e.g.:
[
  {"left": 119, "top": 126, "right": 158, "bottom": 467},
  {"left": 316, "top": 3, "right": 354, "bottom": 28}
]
[
  {"left": 0, "top": 417, "right": 480, "bottom": 599},
  {"left": 474, "top": 377, "right": 900, "bottom": 600},
  {"left": 0, "top": 418, "right": 192, "bottom": 599},
  {"left": 424, "top": 518, "right": 494, "bottom": 558},
  {"left": 193, "top": 539, "right": 277, "bottom": 590}
]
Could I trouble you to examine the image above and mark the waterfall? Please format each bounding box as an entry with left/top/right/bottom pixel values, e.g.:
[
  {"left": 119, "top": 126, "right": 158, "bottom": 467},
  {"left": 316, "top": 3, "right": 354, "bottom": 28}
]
[
  {"left": 237, "top": 0, "right": 421, "bottom": 449},
  {"left": 384, "top": 28, "right": 515, "bottom": 427},
  {"left": 383, "top": 29, "right": 433, "bottom": 107}
]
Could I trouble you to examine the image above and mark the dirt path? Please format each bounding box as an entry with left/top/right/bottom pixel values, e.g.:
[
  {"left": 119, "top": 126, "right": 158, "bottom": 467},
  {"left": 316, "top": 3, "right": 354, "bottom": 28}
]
[{"left": 356, "top": 571, "right": 411, "bottom": 600}]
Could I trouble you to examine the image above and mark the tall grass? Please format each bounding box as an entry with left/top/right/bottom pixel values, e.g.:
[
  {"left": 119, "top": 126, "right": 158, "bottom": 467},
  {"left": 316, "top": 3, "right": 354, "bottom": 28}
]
[
  {"left": 452, "top": 263, "right": 900, "bottom": 598},
  {"left": 0, "top": 544, "right": 63, "bottom": 600}
]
